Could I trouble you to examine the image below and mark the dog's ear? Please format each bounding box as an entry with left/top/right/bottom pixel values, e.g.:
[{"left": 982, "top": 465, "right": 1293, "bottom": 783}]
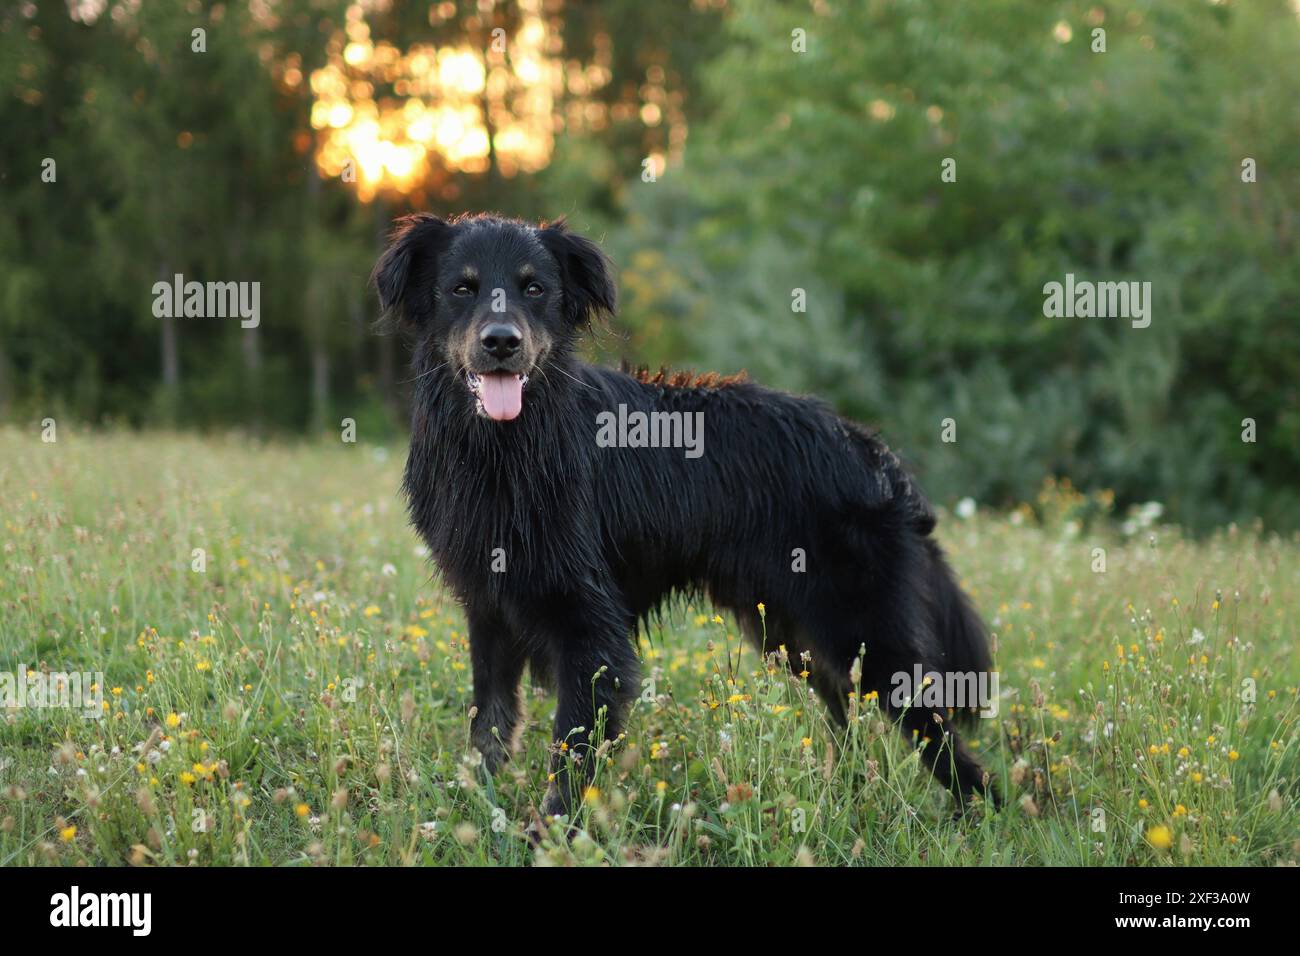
[
  {"left": 538, "top": 219, "right": 617, "bottom": 325},
  {"left": 371, "top": 213, "right": 454, "bottom": 324}
]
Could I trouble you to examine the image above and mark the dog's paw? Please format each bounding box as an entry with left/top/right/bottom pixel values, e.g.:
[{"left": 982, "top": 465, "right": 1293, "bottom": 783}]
[
  {"left": 539, "top": 782, "right": 569, "bottom": 820},
  {"left": 523, "top": 817, "right": 547, "bottom": 847},
  {"left": 527, "top": 786, "right": 575, "bottom": 847},
  {"left": 470, "top": 728, "right": 511, "bottom": 774}
]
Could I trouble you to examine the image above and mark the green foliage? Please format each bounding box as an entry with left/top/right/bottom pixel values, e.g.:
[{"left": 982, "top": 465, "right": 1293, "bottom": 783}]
[
  {"left": 0, "top": 1, "right": 721, "bottom": 435},
  {"left": 2, "top": 0, "right": 1297, "bottom": 529},
  {"left": 612, "top": 0, "right": 1300, "bottom": 529}
]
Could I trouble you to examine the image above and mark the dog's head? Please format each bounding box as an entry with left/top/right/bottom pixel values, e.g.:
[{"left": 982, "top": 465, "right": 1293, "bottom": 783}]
[{"left": 372, "top": 213, "right": 616, "bottom": 422}]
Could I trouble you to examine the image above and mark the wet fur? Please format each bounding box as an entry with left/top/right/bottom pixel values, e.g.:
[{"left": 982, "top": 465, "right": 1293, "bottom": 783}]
[{"left": 374, "top": 213, "right": 995, "bottom": 818}]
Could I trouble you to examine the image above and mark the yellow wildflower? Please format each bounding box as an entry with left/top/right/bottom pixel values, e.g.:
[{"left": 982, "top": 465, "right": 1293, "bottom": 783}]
[{"left": 1146, "top": 825, "right": 1173, "bottom": 850}]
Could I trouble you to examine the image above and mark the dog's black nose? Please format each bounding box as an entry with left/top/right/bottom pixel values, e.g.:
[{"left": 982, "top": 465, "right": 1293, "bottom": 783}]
[{"left": 480, "top": 323, "right": 522, "bottom": 359}]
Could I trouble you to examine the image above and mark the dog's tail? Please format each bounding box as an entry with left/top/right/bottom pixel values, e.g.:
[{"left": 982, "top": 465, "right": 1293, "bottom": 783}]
[{"left": 924, "top": 538, "right": 992, "bottom": 689}]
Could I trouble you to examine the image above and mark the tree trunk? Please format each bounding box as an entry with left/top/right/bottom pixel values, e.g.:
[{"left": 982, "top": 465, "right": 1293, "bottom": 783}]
[
  {"left": 158, "top": 261, "right": 180, "bottom": 422},
  {"left": 373, "top": 198, "right": 402, "bottom": 425},
  {"left": 160, "top": 313, "right": 179, "bottom": 386},
  {"left": 311, "top": 343, "right": 329, "bottom": 435},
  {"left": 0, "top": 342, "right": 10, "bottom": 418},
  {"left": 234, "top": 198, "right": 262, "bottom": 436}
]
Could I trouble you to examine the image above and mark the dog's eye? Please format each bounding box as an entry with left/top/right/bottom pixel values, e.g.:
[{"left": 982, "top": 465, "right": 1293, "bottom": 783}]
[
  {"left": 524, "top": 282, "right": 544, "bottom": 298},
  {"left": 451, "top": 282, "right": 475, "bottom": 297}
]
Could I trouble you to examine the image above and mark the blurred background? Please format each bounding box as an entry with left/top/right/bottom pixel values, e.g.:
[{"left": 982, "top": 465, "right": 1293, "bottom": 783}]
[{"left": 2, "top": 0, "right": 1298, "bottom": 530}]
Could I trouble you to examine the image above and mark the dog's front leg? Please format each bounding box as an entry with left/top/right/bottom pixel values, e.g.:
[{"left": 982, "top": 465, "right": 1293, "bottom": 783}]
[
  {"left": 538, "top": 602, "right": 639, "bottom": 821},
  {"left": 467, "top": 604, "right": 527, "bottom": 773}
]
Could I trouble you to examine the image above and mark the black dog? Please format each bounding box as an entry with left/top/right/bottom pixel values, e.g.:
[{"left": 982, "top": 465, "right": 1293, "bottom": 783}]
[{"left": 373, "top": 213, "right": 994, "bottom": 819}]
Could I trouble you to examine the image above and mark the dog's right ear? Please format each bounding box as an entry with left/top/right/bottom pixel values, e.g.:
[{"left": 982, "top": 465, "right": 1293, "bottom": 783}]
[{"left": 371, "top": 213, "right": 454, "bottom": 324}]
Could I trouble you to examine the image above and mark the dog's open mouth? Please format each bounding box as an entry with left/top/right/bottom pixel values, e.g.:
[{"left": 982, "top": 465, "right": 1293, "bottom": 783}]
[{"left": 466, "top": 370, "right": 529, "bottom": 422}]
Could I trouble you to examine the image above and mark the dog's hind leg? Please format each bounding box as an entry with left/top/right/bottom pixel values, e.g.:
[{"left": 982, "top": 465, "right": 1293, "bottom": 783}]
[
  {"left": 734, "top": 604, "right": 849, "bottom": 726},
  {"left": 803, "top": 597, "right": 993, "bottom": 809},
  {"left": 857, "top": 637, "right": 993, "bottom": 808},
  {"left": 467, "top": 604, "right": 529, "bottom": 773},
  {"left": 891, "top": 696, "right": 992, "bottom": 809}
]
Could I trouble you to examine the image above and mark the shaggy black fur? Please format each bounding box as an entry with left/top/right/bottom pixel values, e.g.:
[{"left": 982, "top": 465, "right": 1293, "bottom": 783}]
[{"left": 373, "top": 212, "right": 995, "bottom": 820}]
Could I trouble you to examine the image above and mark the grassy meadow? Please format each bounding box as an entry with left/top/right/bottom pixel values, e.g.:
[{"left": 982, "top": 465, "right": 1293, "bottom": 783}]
[{"left": 0, "top": 426, "right": 1295, "bottom": 867}]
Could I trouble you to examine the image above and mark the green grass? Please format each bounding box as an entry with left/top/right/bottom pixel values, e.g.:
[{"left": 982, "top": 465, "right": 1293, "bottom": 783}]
[{"left": 0, "top": 426, "right": 1295, "bottom": 866}]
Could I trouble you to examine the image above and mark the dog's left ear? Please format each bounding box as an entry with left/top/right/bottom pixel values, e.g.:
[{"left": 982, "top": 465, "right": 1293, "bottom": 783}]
[{"left": 538, "top": 219, "right": 617, "bottom": 325}]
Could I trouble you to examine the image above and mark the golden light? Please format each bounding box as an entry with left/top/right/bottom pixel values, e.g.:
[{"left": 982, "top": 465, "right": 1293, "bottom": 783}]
[
  {"left": 328, "top": 103, "right": 354, "bottom": 129},
  {"left": 344, "top": 42, "right": 372, "bottom": 67},
  {"left": 439, "top": 49, "right": 485, "bottom": 94},
  {"left": 307, "top": 0, "right": 688, "bottom": 202},
  {"left": 309, "top": 1, "right": 558, "bottom": 200}
]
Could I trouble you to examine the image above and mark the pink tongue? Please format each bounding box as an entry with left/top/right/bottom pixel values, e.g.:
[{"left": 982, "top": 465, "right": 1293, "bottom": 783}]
[{"left": 480, "top": 373, "right": 523, "bottom": 421}]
